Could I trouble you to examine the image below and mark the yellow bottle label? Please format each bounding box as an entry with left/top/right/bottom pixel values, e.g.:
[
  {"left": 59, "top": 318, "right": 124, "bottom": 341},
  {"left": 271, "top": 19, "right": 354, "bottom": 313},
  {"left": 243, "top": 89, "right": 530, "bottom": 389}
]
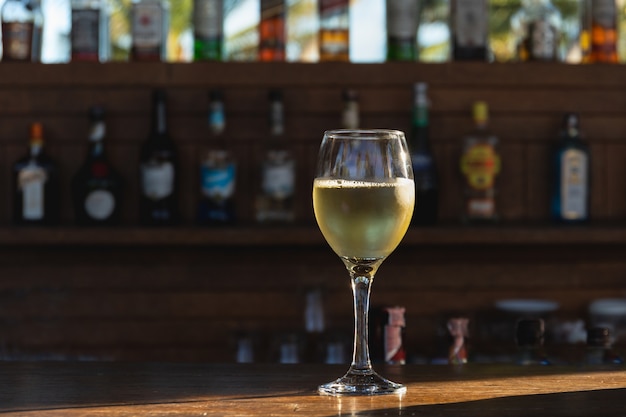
[{"left": 460, "top": 144, "right": 500, "bottom": 190}]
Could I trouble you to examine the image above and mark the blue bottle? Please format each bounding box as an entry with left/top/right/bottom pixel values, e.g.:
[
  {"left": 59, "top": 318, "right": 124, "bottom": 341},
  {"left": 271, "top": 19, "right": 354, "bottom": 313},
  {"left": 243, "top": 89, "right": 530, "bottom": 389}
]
[{"left": 551, "top": 113, "right": 590, "bottom": 223}]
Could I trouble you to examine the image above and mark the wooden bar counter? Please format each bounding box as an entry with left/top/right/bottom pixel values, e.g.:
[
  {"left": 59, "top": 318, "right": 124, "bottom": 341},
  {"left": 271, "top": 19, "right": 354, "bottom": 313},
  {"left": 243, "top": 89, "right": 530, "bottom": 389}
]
[{"left": 1, "top": 362, "right": 625, "bottom": 416}]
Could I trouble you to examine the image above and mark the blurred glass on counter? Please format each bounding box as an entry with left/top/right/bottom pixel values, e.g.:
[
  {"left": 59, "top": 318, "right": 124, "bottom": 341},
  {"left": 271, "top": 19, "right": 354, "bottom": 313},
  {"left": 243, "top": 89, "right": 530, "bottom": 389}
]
[{"left": 515, "top": 318, "right": 551, "bottom": 365}]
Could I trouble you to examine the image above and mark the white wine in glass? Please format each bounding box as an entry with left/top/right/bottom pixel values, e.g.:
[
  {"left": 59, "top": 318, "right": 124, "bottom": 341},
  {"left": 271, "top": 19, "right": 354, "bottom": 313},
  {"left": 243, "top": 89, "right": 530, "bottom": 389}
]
[{"left": 313, "top": 129, "right": 414, "bottom": 396}]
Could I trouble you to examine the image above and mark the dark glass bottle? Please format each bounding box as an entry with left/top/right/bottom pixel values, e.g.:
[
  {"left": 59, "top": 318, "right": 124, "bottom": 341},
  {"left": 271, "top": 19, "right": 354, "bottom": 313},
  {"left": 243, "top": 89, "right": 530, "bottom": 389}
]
[
  {"left": 198, "top": 90, "right": 237, "bottom": 225},
  {"left": 193, "top": 0, "right": 223, "bottom": 61},
  {"left": 410, "top": 82, "right": 438, "bottom": 225},
  {"left": 450, "top": 0, "right": 489, "bottom": 61},
  {"left": 139, "top": 90, "right": 179, "bottom": 226},
  {"left": 585, "top": 327, "right": 623, "bottom": 365},
  {"left": 1, "top": 0, "right": 34, "bottom": 62},
  {"left": 385, "top": 0, "right": 418, "bottom": 61},
  {"left": 551, "top": 113, "right": 590, "bottom": 223},
  {"left": 515, "top": 318, "right": 551, "bottom": 365},
  {"left": 72, "top": 106, "right": 123, "bottom": 226},
  {"left": 259, "top": 0, "right": 285, "bottom": 61},
  {"left": 13, "top": 122, "right": 60, "bottom": 226}
]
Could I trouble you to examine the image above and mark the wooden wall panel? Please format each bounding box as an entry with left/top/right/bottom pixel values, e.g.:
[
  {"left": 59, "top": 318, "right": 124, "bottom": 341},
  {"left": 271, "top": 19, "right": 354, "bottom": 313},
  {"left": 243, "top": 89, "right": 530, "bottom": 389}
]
[{"left": 0, "top": 63, "right": 624, "bottom": 362}]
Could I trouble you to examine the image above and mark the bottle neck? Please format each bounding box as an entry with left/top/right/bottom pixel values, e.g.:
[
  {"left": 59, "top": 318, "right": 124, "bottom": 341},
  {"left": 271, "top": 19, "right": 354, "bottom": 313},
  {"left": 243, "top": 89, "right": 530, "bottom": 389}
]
[
  {"left": 29, "top": 140, "right": 42, "bottom": 158},
  {"left": 269, "top": 99, "right": 284, "bottom": 138},
  {"left": 88, "top": 119, "right": 106, "bottom": 157},
  {"left": 152, "top": 96, "right": 168, "bottom": 136}
]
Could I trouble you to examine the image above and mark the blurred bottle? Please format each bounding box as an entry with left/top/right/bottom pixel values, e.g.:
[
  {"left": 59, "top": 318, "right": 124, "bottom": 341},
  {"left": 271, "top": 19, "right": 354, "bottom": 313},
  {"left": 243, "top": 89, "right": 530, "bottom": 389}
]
[
  {"left": 255, "top": 89, "right": 296, "bottom": 223},
  {"left": 341, "top": 89, "right": 359, "bottom": 129},
  {"left": 139, "top": 90, "right": 179, "bottom": 226},
  {"left": 584, "top": 0, "right": 618, "bottom": 63},
  {"left": 370, "top": 306, "right": 406, "bottom": 365},
  {"left": 198, "top": 90, "right": 237, "bottom": 225},
  {"left": 259, "top": 0, "right": 285, "bottom": 61},
  {"left": 303, "top": 288, "right": 326, "bottom": 363},
  {"left": 385, "top": 0, "right": 418, "bottom": 61},
  {"left": 131, "top": 0, "right": 169, "bottom": 61},
  {"left": 193, "top": 0, "right": 223, "bottom": 61},
  {"left": 71, "top": 0, "right": 110, "bottom": 62},
  {"left": 460, "top": 101, "right": 500, "bottom": 223},
  {"left": 13, "top": 122, "right": 59, "bottom": 225},
  {"left": 235, "top": 334, "right": 255, "bottom": 363},
  {"left": 72, "top": 106, "right": 123, "bottom": 226},
  {"left": 410, "top": 82, "right": 438, "bottom": 226},
  {"left": 511, "top": 0, "right": 562, "bottom": 62},
  {"left": 30, "top": 0, "right": 42, "bottom": 62},
  {"left": 1, "top": 0, "right": 34, "bottom": 62},
  {"left": 447, "top": 317, "right": 470, "bottom": 364},
  {"left": 585, "top": 327, "right": 623, "bottom": 365},
  {"left": 515, "top": 318, "right": 551, "bottom": 365},
  {"left": 550, "top": 113, "right": 590, "bottom": 223},
  {"left": 450, "top": 0, "right": 489, "bottom": 61},
  {"left": 318, "top": 0, "right": 349, "bottom": 62}
]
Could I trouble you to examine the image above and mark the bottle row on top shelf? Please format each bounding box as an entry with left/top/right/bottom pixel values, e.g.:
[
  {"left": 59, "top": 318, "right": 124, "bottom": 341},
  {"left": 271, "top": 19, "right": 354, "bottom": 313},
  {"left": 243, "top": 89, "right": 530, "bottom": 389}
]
[
  {"left": 0, "top": 0, "right": 621, "bottom": 64},
  {"left": 9, "top": 81, "right": 591, "bottom": 229}
]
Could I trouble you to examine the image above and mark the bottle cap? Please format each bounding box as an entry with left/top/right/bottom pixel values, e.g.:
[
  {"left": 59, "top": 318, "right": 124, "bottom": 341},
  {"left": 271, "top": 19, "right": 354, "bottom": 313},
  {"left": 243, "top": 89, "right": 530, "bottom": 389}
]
[
  {"left": 30, "top": 122, "right": 43, "bottom": 144},
  {"left": 473, "top": 101, "right": 489, "bottom": 124},
  {"left": 515, "top": 318, "right": 545, "bottom": 347}
]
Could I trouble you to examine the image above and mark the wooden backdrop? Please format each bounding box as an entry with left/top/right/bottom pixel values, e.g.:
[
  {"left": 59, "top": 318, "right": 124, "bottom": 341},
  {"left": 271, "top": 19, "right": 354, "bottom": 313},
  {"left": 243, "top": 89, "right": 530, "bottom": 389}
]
[{"left": 0, "top": 62, "right": 625, "bottom": 363}]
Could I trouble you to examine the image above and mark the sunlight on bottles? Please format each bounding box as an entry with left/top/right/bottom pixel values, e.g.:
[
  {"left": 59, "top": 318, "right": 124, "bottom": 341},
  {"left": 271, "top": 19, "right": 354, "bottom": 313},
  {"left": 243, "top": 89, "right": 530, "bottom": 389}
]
[{"left": 5, "top": 0, "right": 626, "bottom": 63}]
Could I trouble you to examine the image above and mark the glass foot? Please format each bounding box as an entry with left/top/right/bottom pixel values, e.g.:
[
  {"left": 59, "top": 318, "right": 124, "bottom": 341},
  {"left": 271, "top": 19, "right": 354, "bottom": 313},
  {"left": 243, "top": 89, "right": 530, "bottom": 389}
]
[{"left": 318, "top": 368, "right": 406, "bottom": 396}]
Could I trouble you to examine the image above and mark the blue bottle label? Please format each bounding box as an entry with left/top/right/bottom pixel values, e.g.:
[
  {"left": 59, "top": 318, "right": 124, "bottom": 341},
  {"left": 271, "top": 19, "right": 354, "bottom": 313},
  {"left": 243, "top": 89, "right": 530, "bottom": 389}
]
[{"left": 201, "top": 163, "right": 236, "bottom": 199}]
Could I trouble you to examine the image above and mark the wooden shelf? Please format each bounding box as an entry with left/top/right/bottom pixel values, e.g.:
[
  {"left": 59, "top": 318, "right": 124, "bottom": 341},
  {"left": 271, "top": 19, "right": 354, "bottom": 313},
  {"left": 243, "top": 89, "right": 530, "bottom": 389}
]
[{"left": 1, "top": 224, "right": 626, "bottom": 246}]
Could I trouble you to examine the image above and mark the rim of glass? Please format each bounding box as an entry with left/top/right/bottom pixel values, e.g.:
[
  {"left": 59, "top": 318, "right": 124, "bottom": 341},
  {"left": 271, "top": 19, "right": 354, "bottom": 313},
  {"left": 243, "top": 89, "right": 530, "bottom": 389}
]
[{"left": 323, "top": 129, "right": 405, "bottom": 140}]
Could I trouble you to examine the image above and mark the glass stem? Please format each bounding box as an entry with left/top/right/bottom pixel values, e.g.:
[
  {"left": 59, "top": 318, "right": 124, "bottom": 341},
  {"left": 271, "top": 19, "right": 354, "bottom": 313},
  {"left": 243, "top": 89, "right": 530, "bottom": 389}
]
[{"left": 350, "top": 275, "right": 373, "bottom": 373}]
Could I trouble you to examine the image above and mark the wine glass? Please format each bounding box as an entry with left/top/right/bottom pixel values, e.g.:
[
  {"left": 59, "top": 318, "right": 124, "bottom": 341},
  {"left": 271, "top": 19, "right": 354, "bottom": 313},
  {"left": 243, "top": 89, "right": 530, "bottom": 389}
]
[{"left": 312, "top": 129, "right": 415, "bottom": 396}]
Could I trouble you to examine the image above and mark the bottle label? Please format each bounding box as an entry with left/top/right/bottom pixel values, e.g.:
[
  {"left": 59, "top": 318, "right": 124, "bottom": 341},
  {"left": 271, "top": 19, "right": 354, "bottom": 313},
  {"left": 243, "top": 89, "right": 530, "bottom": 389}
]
[
  {"left": 262, "top": 159, "right": 295, "bottom": 199},
  {"left": 467, "top": 197, "right": 495, "bottom": 218},
  {"left": 201, "top": 162, "right": 235, "bottom": 200},
  {"left": 454, "top": 0, "right": 488, "bottom": 47},
  {"left": 18, "top": 166, "right": 46, "bottom": 220},
  {"left": 71, "top": 9, "right": 100, "bottom": 56},
  {"left": 593, "top": 0, "right": 616, "bottom": 28},
  {"left": 84, "top": 189, "right": 115, "bottom": 220},
  {"left": 193, "top": 0, "right": 223, "bottom": 39},
  {"left": 414, "top": 106, "right": 428, "bottom": 127},
  {"left": 142, "top": 161, "right": 175, "bottom": 200},
  {"left": 460, "top": 143, "right": 500, "bottom": 190},
  {"left": 132, "top": 3, "right": 163, "bottom": 48},
  {"left": 2, "top": 22, "right": 33, "bottom": 60},
  {"left": 529, "top": 19, "right": 557, "bottom": 60},
  {"left": 386, "top": 0, "right": 418, "bottom": 39},
  {"left": 561, "top": 149, "right": 588, "bottom": 220}
]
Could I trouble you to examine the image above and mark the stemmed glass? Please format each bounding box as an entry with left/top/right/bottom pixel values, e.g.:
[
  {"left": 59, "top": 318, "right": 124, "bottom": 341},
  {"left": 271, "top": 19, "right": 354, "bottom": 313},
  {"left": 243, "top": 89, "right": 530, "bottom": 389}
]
[{"left": 312, "top": 129, "right": 415, "bottom": 396}]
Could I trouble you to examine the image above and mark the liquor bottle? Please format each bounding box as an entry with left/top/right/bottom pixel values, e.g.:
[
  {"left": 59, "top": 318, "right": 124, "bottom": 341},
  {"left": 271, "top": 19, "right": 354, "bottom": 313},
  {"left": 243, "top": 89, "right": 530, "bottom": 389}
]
[
  {"left": 303, "top": 288, "right": 326, "bottom": 363},
  {"left": 510, "top": 0, "right": 562, "bottom": 62},
  {"left": 410, "top": 83, "right": 438, "bottom": 225},
  {"left": 447, "top": 317, "right": 469, "bottom": 364},
  {"left": 13, "top": 122, "right": 59, "bottom": 226},
  {"left": 193, "top": 0, "right": 223, "bottom": 61},
  {"left": 72, "top": 106, "right": 123, "bottom": 226},
  {"left": 341, "top": 89, "right": 359, "bottom": 129},
  {"left": 370, "top": 306, "right": 406, "bottom": 365},
  {"left": 515, "top": 318, "right": 551, "bottom": 365},
  {"left": 198, "top": 90, "right": 237, "bottom": 225},
  {"left": 585, "top": 327, "right": 623, "bottom": 365},
  {"left": 450, "top": 0, "right": 489, "bottom": 61},
  {"left": 30, "top": 0, "right": 42, "bottom": 62},
  {"left": 139, "top": 90, "right": 179, "bottom": 226},
  {"left": 255, "top": 89, "right": 296, "bottom": 223},
  {"left": 318, "top": 0, "right": 349, "bottom": 62},
  {"left": 1, "top": 0, "right": 34, "bottom": 62},
  {"left": 586, "top": 0, "right": 618, "bottom": 63},
  {"left": 259, "top": 0, "right": 285, "bottom": 61},
  {"left": 550, "top": 113, "right": 590, "bottom": 223},
  {"left": 386, "top": 0, "right": 418, "bottom": 61},
  {"left": 70, "top": 0, "right": 110, "bottom": 62},
  {"left": 131, "top": 0, "right": 169, "bottom": 61},
  {"left": 460, "top": 101, "right": 500, "bottom": 223}
]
